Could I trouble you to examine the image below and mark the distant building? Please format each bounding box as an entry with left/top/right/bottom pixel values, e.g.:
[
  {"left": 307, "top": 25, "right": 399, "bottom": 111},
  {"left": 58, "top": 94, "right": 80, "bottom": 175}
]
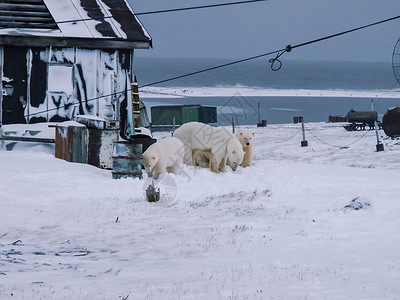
[{"left": 0, "top": 0, "right": 151, "bottom": 125}]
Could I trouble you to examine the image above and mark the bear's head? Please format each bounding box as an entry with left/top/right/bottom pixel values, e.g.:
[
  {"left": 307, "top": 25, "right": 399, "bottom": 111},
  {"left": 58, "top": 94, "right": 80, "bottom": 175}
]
[
  {"left": 235, "top": 130, "right": 254, "bottom": 148},
  {"left": 226, "top": 138, "right": 245, "bottom": 171},
  {"left": 142, "top": 148, "right": 159, "bottom": 175}
]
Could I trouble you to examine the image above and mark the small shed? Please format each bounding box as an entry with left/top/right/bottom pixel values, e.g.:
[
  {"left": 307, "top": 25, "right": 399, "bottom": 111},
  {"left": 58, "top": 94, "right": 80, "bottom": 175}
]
[
  {"left": 0, "top": 0, "right": 151, "bottom": 125},
  {"left": 151, "top": 105, "right": 218, "bottom": 126}
]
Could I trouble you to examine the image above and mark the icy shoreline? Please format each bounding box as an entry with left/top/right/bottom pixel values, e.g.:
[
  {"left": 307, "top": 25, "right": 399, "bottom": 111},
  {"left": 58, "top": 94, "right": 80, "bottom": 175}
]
[{"left": 140, "top": 86, "right": 400, "bottom": 99}]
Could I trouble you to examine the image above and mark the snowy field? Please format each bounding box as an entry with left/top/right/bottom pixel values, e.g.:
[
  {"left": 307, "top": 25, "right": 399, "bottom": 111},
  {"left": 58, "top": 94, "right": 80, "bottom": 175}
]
[{"left": 1, "top": 122, "right": 400, "bottom": 299}]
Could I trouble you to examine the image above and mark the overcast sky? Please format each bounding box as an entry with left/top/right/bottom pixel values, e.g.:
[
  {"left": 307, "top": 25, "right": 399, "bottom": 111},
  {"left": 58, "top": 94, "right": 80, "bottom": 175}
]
[{"left": 129, "top": 0, "right": 400, "bottom": 62}]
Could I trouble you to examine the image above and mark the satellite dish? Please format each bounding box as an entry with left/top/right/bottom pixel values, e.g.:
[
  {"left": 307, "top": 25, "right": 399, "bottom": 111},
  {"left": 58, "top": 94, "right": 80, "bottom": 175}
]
[{"left": 392, "top": 37, "right": 400, "bottom": 85}]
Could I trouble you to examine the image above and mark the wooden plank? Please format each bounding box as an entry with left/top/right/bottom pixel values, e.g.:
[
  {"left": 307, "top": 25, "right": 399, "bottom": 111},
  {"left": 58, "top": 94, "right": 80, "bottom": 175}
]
[
  {"left": 4, "top": 0, "right": 45, "bottom": 3},
  {"left": 0, "top": 22, "right": 58, "bottom": 29},
  {"left": 0, "top": 136, "right": 55, "bottom": 143},
  {"left": 0, "top": 36, "right": 151, "bottom": 50},
  {"left": 0, "top": 11, "right": 51, "bottom": 17},
  {"left": 0, "top": 4, "right": 48, "bottom": 11},
  {"left": 0, "top": 15, "right": 55, "bottom": 22}
]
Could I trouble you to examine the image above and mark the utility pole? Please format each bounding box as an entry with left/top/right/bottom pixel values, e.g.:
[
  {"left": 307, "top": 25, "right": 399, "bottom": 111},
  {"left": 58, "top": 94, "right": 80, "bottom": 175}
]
[
  {"left": 375, "top": 122, "right": 384, "bottom": 151},
  {"left": 372, "top": 100, "right": 384, "bottom": 151}
]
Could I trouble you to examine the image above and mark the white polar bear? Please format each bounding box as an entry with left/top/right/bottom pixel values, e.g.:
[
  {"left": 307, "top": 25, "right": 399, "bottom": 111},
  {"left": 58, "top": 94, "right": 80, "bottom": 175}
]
[
  {"left": 234, "top": 130, "right": 254, "bottom": 167},
  {"left": 173, "top": 122, "right": 244, "bottom": 173},
  {"left": 142, "top": 137, "right": 184, "bottom": 179}
]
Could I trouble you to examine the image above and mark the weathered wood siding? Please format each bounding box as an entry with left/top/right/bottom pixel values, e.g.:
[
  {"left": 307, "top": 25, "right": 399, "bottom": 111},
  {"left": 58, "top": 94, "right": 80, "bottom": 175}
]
[{"left": 0, "top": 46, "right": 131, "bottom": 125}]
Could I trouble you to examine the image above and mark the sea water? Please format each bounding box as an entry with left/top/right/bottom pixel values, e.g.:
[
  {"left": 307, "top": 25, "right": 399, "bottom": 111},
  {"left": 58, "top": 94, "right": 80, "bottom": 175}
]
[{"left": 134, "top": 57, "right": 400, "bottom": 125}]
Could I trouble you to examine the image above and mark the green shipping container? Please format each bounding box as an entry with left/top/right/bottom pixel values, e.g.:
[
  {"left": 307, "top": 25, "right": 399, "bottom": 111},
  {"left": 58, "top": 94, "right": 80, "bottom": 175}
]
[
  {"left": 151, "top": 105, "right": 217, "bottom": 126},
  {"left": 182, "top": 106, "right": 199, "bottom": 123},
  {"left": 151, "top": 105, "right": 183, "bottom": 126}
]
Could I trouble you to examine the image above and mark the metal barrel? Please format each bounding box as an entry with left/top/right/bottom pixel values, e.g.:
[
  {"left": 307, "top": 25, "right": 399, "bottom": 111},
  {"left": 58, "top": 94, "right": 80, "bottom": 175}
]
[
  {"left": 112, "top": 141, "right": 143, "bottom": 179},
  {"left": 88, "top": 129, "right": 119, "bottom": 169},
  {"left": 382, "top": 107, "right": 400, "bottom": 137}
]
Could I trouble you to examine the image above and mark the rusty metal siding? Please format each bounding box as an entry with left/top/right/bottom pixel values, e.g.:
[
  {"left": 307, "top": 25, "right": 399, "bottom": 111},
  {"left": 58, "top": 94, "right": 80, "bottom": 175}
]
[{"left": 55, "top": 124, "right": 88, "bottom": 163}]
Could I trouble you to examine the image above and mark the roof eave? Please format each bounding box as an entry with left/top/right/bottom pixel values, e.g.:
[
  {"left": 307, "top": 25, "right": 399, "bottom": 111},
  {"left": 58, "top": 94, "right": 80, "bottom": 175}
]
[{"left": 0, "top": 35, "right": 151, "bottom": 49}]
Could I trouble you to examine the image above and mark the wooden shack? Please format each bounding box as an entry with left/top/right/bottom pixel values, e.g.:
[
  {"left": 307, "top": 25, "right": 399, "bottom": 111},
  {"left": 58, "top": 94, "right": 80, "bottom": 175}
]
[{"left": 0, "top": 0, "right": 152, "bottom": 126}]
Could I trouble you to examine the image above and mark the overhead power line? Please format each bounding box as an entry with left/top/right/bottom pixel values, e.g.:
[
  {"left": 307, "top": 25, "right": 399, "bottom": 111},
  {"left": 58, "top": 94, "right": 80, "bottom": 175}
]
[
  {"left": 56, "top": 0, "right": 267, "bottom": 25},
  {"left": 291, "top": 15, "right": 400, "bottom": 50},
  {"left": 132, "top": 0, "right": 267, "bottom": 16},
  {"left": 139, "top": 49, "right": 286, "bottom": 88},
  {"left": 24, "top": 14, "right": 400, "bottom": 118},
  {"left": 140, "top": 14, "right": 400, "bottom": 87}
]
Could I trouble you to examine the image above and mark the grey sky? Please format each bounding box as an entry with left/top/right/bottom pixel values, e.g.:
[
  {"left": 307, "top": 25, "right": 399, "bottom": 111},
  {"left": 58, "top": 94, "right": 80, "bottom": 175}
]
[{"left": 129, "top": 0, "right": 400, "bottom": 62}]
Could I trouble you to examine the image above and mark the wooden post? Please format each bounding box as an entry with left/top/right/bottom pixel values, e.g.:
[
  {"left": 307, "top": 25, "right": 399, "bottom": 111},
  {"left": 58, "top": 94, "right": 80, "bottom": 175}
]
[
  {"left": 301, "top": 118, "right": 308, "bottom": 147},
  {"left": 374, "top": 120, "right": 384, "bottom": 152},
  {"left": 132, "top": 76, "right": 141, "bottom": 131},
  {"left": 125, "top": 74, "right": 142, "bottom": 139},
  {"left": 126, "top": 73, "right": 135, "bottom": 139}
]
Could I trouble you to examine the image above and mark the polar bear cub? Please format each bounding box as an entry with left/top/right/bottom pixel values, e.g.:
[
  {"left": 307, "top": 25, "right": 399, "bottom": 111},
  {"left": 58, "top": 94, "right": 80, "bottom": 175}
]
[
  {"left": 173, "top": 122, "right": 244, "bottom": 173},
  {"left": 142, "top": 137, "right": 184, "bottom": 179},
  {"left": 234, "top": 130, "right": 254, "bottom": 167}
]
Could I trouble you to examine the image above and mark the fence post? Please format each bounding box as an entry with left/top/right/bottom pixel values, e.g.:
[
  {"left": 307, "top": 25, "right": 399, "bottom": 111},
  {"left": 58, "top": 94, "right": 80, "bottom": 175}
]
[
  {"left": 301, "top": 118, "right": 308, "bottom": 147},
  {"left": 374, "top": 120, "right": 384, "bottom": 152}
]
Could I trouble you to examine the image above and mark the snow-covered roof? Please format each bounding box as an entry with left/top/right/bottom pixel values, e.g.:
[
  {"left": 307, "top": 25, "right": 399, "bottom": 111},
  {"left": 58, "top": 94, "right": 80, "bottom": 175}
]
[{"left": 0, "top": 0, "right": 152, "bottom": 49}]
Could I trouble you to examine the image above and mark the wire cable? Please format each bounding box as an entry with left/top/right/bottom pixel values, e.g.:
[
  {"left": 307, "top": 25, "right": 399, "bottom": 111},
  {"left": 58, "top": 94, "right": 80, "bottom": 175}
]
[
  {"left": 305, "top": 127, "right": 371, "bottom": 148},
  {"left": 139, "top": 49, "right": 286, "bottom": 88},
  {"left": 274, "top": 129, "right": 301, "bottom": 143},
  {"left": 23, "top": 14, "right": 400, "bottom": 118},
  {"left": 56, "top": 0, "right": 267, "bottom": 25},
  {"left": 380, "top": 133, "right": 394, "bottom": 151},
  {"left": 24, "top": 49, "right": 286, "bottom": 118},
  {"left": 139, "top": 15, "right": 400, "bottom": 88},
  {"left": 290, "top": 15, "right": 400, "bottom": 51}
]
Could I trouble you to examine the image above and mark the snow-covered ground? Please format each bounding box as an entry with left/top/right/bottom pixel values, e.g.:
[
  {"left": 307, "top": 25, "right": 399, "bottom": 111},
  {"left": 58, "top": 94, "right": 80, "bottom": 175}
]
[{"left": 1, "top": 122, "right": 400, "bottom": 299}]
